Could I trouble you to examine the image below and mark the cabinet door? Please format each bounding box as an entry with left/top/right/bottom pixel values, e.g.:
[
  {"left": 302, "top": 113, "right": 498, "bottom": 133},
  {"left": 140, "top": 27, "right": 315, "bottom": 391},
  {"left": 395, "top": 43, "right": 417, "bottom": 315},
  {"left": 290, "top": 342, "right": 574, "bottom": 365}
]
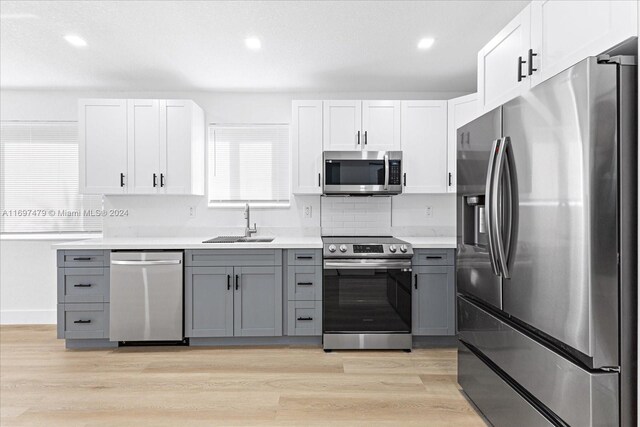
[
  {"left": 446, "top": 94, "right": 479, "bottom": 193},
  {"left": 234, "top": 266, "right": 282, "bottom": 337},
  {"left": 412, "top": 266, "right": 455, "bottom": 336},
  {"left": 185, "top": 267, "right": 234, "bottom": 337},
  {"left": 160, "top": 100, "right": 203, "bottom": 195},
  {"left": 292, "top": 101, "right": 323, "bottom": 194},
  {"left": 477, "top": 4, "right": 531, "bottom": 112},
  {"left": 127, "top": 99, "right": 160, "bottom": 194},
  {"left": 400, "top": 101, "right": 448, "bottom": 193},
  {"left": 362, "top": 100, "right": 401, "bottom": 151},
  {"left": 323, "top": 100, "right": 362, "bottom": 151},
  {"left": 79, "top": 99, "right": 128, "bottom": 194},
  {"left": 530, "top": 0, "right": 637, "bottom": 88}
]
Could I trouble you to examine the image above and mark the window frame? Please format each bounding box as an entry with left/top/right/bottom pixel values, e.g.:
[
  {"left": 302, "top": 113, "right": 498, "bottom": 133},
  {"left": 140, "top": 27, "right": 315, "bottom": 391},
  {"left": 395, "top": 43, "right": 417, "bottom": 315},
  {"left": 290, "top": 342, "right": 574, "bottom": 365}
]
[{"left": 206, "top": 123, "right": 291, "bottom": 209}]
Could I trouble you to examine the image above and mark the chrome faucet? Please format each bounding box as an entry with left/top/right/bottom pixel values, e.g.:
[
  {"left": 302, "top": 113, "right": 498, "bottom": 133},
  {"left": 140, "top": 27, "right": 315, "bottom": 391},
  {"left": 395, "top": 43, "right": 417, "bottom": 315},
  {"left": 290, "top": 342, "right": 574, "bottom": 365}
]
[{"left": 244, "top": 203, "right": 257, "bottom": 237}]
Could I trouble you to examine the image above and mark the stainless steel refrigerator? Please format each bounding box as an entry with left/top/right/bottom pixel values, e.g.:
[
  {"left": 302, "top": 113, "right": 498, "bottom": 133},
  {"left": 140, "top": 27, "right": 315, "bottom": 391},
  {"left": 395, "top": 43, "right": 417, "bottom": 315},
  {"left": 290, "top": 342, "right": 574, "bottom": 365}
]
[{"left": 456, "top": 56, "right": 637, "bottom": 427}]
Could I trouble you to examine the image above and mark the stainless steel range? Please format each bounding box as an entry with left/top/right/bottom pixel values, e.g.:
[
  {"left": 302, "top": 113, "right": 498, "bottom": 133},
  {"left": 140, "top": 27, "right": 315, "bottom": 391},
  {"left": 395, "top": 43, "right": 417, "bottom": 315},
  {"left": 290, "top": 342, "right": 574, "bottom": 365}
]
[{"left": 322, "top": 237, "right": 413, "bottom": 351}]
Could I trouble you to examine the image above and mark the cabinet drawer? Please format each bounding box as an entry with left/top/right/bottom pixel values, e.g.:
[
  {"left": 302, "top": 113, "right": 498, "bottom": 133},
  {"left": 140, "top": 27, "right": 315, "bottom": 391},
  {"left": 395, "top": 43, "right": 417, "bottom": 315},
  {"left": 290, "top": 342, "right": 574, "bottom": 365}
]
[
  {"left": 412, "top": 249, "right": 454, "bottom": 266},
  {"left": 287, "top": 265, "right": 322, "bottom": 301},
  {"left": 287, "top": 249, "right": 321, "bottom": 266},
  {"left": 58, "top": 268, "right": 109, "bottom": 303},
  {"left": 185, "top": 250, "right": 282, "bottom": 267},
  {"left": 287, "top": 301, "right": 322, "bottom": 336},
  {"left": 57, "top": 303, "right": 109, "bottom": 339},
  {"left": 58, "top": 250, "right": 108, "bottom": 268}
]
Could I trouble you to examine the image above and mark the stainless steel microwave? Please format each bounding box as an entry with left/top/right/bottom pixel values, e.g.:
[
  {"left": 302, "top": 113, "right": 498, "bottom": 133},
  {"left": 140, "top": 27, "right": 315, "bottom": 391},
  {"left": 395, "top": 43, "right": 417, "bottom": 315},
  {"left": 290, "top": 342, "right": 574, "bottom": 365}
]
[{"left": 323, "top": 151, "right": 403, "bottom": 195}]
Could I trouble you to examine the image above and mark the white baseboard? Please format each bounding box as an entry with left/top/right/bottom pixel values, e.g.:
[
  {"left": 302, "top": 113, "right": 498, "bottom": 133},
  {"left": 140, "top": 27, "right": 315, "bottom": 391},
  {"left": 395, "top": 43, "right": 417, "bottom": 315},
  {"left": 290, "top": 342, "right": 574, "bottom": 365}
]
[{"left": 1, "top": 309, "right": 56, "bottom": 325}]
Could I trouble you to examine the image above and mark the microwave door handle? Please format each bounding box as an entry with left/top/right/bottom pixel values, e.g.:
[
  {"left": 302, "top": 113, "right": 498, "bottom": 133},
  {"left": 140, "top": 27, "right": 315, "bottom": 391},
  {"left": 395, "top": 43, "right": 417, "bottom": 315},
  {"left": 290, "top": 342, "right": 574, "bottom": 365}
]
[
  {"left": 485, "top": 138, "right": 501, "bottom": 276},
  {"left": 384, "top": 154, "right": 389, "bottom": 190}
]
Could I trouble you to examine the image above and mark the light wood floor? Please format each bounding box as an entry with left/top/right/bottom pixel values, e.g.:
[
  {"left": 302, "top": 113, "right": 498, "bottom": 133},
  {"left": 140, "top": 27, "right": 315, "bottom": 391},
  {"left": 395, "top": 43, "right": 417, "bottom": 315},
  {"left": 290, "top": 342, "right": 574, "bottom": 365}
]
[{"left": 0, "top": 325, "right": 485, "bottom": 426}]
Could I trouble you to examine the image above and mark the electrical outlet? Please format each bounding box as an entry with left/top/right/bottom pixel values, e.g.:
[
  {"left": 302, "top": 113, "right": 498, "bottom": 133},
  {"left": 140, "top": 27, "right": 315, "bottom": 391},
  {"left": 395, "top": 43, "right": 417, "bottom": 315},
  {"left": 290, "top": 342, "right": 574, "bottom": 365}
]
[
  {"left": 304, "top": 205, "right": 312, "bottom": 218},
  {"left": 188, "top": 206, "right": 196, "bottom": 218},
  {"left": 426, "top": 206, "right": 433, "bottom": 218}
]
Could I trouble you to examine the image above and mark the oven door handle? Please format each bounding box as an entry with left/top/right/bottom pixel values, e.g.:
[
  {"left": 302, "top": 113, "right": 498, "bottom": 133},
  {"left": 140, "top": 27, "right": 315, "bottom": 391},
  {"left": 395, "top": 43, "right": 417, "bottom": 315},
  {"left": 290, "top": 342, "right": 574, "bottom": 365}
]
[{"left": 324, "top": 259, "right": 412, "bottom": 270}]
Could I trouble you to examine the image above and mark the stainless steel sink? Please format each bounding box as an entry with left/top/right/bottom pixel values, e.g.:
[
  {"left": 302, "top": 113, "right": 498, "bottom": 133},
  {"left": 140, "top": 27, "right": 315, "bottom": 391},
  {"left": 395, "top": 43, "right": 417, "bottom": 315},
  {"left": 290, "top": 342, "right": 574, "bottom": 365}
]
[
  {"left": 237, "top": 237, "right": 275, "bottom": 243},
  {"left": 203, "top": 236, "right": 275, "bottom": 243}
]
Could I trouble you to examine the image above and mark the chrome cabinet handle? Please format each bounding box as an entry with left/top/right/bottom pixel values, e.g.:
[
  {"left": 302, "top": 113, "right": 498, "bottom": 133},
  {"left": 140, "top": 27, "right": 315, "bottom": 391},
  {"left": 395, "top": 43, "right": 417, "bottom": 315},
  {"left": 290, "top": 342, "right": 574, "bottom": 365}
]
[
  {"left": 485, "top": 138, "right": 501, "bottom": 276},
  {"left": 111, "top": 260, "right": 181, "bottom": 266}
]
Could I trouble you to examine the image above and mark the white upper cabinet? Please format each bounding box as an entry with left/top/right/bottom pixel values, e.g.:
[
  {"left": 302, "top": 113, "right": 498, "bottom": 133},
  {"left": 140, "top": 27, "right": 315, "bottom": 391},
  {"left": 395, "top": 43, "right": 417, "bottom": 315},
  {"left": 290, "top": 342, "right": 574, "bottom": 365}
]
[
  {"left": 79, "top": 99, "right": 128, "bottom": 194},
  {"left": 477, "top": 4, "right": 531, "bottom": 113},
  {"left": 400, "top": 101, "right": 448, "bottom": 194},
  {"left": 447, "top": 94, "right": 479, "bottom": 193},
  {"left": 361, "top": 100, "right": 401, "bottom": 151},
  {"left": 323, "top": 100, "right": 362, "bottom": 151},
  {"left": 529, "top": 0, "right": 638, "bottom": 88},
  {"left": 292, "top": 100, "right": 323, "bottom": 195},
  {"left": 128, "top": 99, "right": 161, "bottom": 194},
  {"left": 478, "top": 1, "right": 638, "bottom": 112},
  {"left": 323, "top": 100, "right": 400, "bottom": 151},
  {"left": 79, "top": 98, "right": 204, "bottom": 195},
  {"left": 160, "top": 100, "right": 205, "bottom": 195}
]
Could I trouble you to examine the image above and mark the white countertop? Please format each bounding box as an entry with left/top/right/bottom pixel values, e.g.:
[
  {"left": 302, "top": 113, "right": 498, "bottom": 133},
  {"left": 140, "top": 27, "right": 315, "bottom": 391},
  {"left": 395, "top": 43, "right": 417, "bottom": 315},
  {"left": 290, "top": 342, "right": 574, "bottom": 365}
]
[
  {"left": 396, "top": 236, "right": 457, "bottom": 249},
  {"left": 52, "top": 236, "right": 323, "bottom": 250},
  {"left": 52, "top": 235, "right": 455, "bottom": 250}
]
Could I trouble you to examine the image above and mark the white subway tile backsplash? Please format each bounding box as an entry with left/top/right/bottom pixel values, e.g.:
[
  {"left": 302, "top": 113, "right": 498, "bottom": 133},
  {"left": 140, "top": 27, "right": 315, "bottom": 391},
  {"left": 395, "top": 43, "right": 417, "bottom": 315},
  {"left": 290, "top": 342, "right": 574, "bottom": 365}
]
[{"left": 321, "top": 196, "right": 391, "bottom": 236}]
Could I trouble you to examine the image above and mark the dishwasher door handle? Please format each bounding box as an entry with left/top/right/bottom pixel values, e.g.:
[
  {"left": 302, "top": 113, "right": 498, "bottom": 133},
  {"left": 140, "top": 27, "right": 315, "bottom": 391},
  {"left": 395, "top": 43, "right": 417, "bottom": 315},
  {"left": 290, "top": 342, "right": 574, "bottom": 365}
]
[{"left": 111, "top": 260, "right": 182, "bottom": 266}]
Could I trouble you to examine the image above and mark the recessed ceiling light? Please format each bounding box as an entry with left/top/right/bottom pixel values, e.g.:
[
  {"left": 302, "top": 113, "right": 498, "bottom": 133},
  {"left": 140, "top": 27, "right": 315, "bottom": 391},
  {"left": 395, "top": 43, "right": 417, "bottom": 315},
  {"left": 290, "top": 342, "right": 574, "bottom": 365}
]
[
  {"left": 64, "top": 34, "right": 87, "bottom": 48},
  {"left": 245, "top": 37, "right": 261, "bottom": 50},
  {"left": 417, "top": 37, "right": 435, "bottom": 50}
]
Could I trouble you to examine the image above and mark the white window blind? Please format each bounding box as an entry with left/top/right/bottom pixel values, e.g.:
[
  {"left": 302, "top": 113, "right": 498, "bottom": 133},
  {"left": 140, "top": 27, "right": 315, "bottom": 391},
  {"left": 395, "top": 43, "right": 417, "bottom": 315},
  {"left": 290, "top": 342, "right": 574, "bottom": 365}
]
[
  {"left": 208, "top": 125, "right": 290, "bottom": 205},
  {"left": 0, "top": 122, "right": 102, "bottom": 233}
]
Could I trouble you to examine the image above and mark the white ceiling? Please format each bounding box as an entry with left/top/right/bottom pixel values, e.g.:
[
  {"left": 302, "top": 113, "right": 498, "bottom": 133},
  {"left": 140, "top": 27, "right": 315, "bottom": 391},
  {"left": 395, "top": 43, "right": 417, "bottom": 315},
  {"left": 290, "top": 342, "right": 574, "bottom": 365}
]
[{"left": 0, "top": 0, "right": 528, "bottom": 92}]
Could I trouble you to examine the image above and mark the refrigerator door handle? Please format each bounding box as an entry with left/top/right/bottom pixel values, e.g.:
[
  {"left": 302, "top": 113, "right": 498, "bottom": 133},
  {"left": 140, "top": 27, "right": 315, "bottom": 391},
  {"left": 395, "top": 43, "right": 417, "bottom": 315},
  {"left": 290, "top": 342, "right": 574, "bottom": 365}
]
[
  {"left": 492, "top": 136, "right": 518, "bottom": 279},
  {"left": 485, "top": 138, "right": 501, "bottom": 276},
  {"left": 503, "top": 137, "right": 519, "bottom": 276}
]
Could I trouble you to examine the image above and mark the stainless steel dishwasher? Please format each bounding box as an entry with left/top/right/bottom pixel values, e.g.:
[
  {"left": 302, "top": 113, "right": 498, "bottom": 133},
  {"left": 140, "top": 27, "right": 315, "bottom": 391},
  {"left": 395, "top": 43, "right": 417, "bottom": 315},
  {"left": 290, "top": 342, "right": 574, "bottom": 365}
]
[{"left": 110, "top": 252, "right": 183, "bottom": 342}]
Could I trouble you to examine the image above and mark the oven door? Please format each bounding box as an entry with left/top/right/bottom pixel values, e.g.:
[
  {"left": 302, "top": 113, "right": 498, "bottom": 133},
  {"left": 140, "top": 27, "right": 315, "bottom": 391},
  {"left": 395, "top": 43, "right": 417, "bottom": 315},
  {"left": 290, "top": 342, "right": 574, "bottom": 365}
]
[
  {"left": 323, "top": 259, "right": 412, "bottom": 333},
  {"left": 323, "top": 151, "right": 403, "bottom": 195}
]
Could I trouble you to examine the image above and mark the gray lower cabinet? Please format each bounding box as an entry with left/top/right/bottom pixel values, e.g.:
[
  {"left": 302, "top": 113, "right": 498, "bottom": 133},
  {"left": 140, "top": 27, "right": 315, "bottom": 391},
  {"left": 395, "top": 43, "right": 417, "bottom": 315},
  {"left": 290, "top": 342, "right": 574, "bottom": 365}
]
[
  {"left": 286, "top": 249, "right": 322, "bottom": 336},
  {"left": 186, "top": 267, "right": 234, "bottom": 337},
  {"left": 57, "top": 250, "right": 111, "bottom": 341},
  {"left": 412, "top": 249, "right": 455, "bottom": 336},
  {"left": 185, "top": 250, "right": 283, "bottom": 338}
]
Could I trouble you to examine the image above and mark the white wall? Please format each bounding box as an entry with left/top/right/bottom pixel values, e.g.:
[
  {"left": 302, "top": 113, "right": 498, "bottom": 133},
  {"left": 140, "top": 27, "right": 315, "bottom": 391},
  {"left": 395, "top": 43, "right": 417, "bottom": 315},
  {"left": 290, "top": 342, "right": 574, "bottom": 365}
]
[
  {"left": 0, "top": 239, "right": 59, "bottom": 324},
  {"left": 1, "top": 89, "right": 463, "bottom": 323}
]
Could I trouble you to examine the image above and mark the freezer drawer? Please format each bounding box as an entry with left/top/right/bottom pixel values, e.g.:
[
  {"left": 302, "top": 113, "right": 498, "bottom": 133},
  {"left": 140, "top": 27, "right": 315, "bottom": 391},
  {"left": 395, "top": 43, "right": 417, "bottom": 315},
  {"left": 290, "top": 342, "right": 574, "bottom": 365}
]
[
  {"left": 458, "top": 296, "right": 619, "bottom": 426},
  {"left": 110, "top": 252, "right": 184, "bottom": 342},
  {"left": 458, "top": 341, "right": 552, "bottom": 427}
]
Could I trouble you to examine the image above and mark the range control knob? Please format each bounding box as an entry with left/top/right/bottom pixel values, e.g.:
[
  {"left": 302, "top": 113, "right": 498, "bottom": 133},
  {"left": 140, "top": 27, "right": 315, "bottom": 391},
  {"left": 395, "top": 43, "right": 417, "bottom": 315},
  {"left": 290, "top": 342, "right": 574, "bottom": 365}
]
[
  {"left": 339, "top": 244, "right": 348, "bottom": 253},
  {"left": 389, "top": 245, "right": 397, "bottom": 253},
  {"left": 328, "top": 244, "right": 337, "bottom": 253},
  {"left": 399, "top": 244, "right": 408, "bottom": 253}
]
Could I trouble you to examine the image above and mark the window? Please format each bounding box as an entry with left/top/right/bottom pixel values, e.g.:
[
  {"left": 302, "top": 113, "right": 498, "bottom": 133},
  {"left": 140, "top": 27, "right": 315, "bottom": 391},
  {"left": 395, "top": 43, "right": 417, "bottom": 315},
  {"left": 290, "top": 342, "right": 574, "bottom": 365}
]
[
  {"left": 0, "top": 122, "right": 102, "bottom": 233},
  {"left": 208, "top": 124, "right": 290, "bottom": 206}
]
